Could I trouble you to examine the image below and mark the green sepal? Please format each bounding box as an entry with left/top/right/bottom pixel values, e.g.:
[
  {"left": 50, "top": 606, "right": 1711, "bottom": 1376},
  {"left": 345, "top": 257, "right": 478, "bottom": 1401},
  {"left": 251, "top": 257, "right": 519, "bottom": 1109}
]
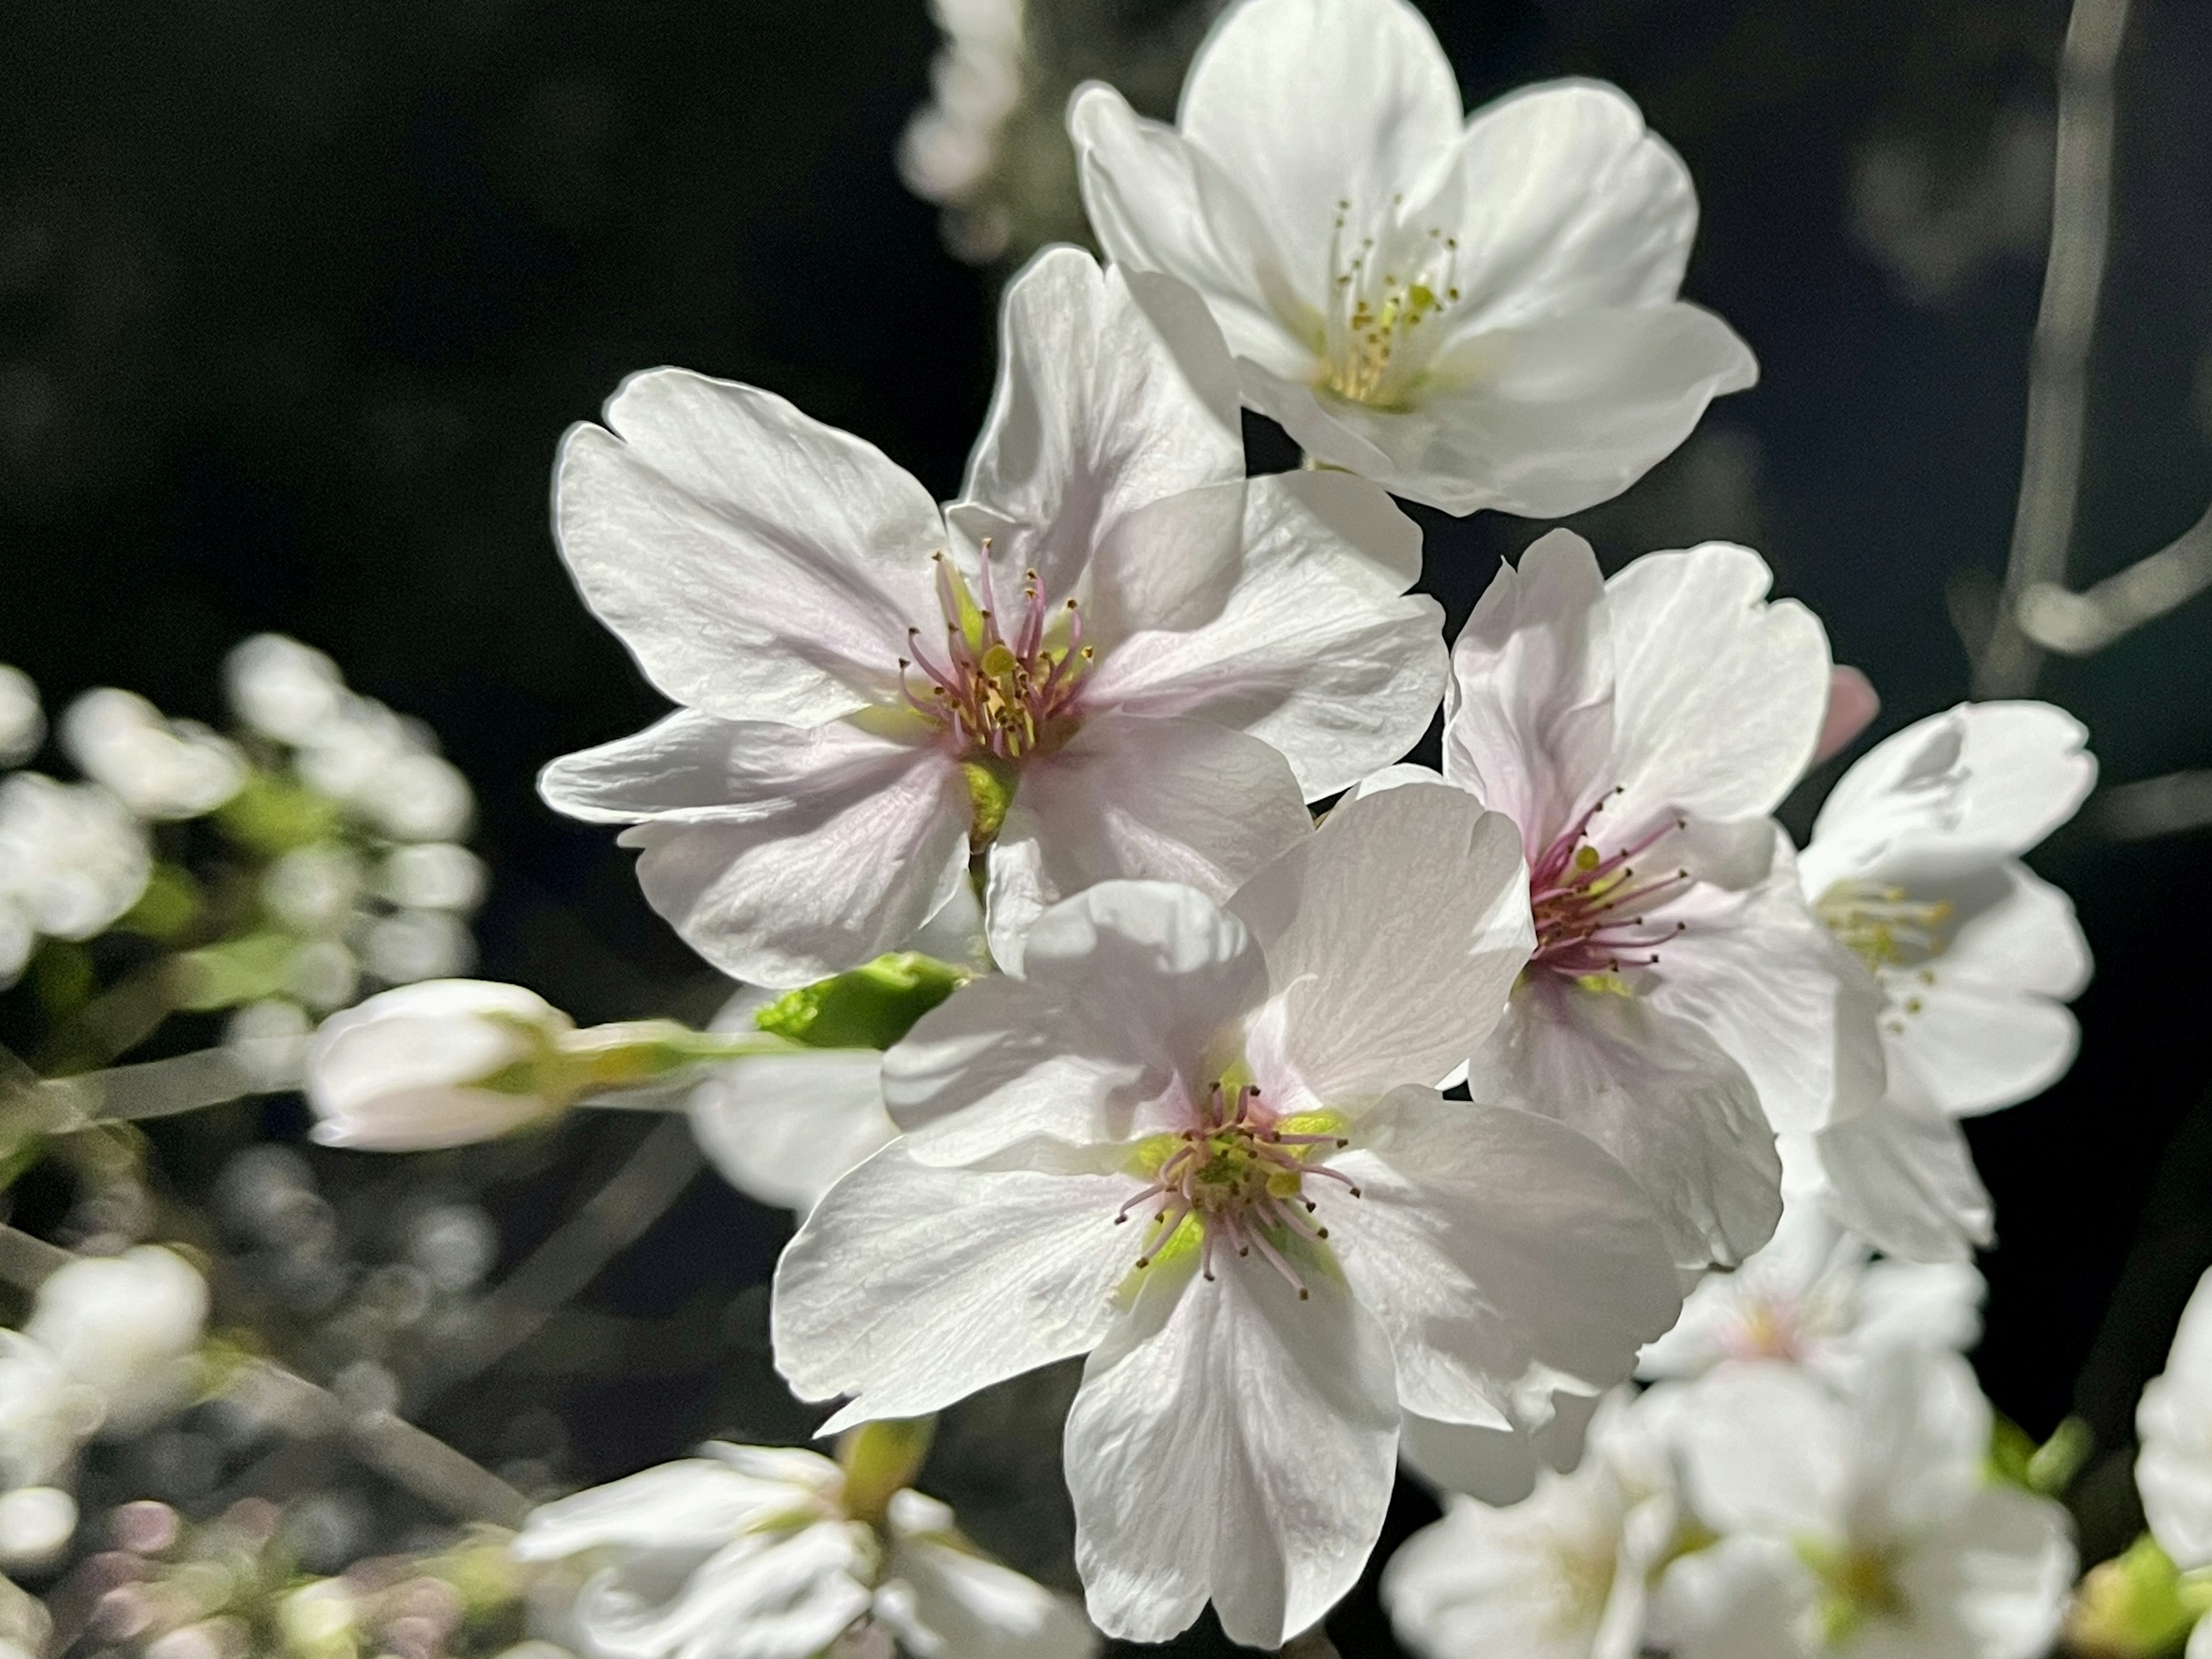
[
  {"left": 755, "top": 953, "right": 969, "bottom": 1051},
  {"left": 173, "top": 931, "right": 298, "bottom": 1010},
  {"left": 217, "top": 772, "right": 342, "bottom": 855},
  {"left": 117, "top": 863, "right": 203, "bottom": 941},
  {"left": 2067, "top": 1533, "right": 2212, "bottom": 1657}
]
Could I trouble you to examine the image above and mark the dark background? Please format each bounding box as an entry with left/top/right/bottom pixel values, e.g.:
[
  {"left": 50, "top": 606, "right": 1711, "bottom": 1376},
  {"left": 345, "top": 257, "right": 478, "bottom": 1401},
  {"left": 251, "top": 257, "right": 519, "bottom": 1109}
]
[{"left": 4, "top": 0, "right": 2211, "bottom": 1650}]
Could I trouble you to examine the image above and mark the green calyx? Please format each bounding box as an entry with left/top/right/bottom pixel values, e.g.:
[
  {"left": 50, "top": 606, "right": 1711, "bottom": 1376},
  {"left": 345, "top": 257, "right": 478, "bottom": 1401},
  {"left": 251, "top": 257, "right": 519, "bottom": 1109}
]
[
  {"left": 2067, "top": 1533, "right": 2212, "bottom": 1657},
  {"left": 754, "top": 953, "right": 969, "bottom": 1051}
]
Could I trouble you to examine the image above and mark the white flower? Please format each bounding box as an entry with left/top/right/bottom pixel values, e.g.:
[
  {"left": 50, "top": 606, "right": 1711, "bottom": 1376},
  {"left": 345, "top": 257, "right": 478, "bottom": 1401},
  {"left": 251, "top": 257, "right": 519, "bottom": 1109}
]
[
  {"left": 1410, "top": 528, "right": 1844, "bottom": 1271},
  {"left": 1067, "top": 0, "right": 1755, "bottom": 516},
  {"left": 0, "top": 665, "right": 43, "bottom": 768},
  {"left": 304, "top": 980, "right": 575, "bottom": 1150},
  {"left": 226, "top": 634, "right": 348, "bottom": 746},
  {"left": 1384, "top": 1392, "right": 1680, "bottom": 1659},
  {"left": 539, "top": 246, "right": 1446, "bottom": 984},
  {"left": 0, "top": 1487, "right": 76, "bottom": 1571},
  {"left": 2138, "top": 1266, "right": 2212, "bottom": 1570},
  {"left": 1637, "top": 1203, "right": 1982, "bottom": 1386},
  {"left": 1668, "top": 1351, "right": 2074, "bottom": 1658},
  {"left": 1790, "top": 703, "right": 2093, "bottom": 1262},
  {"left": 0, "top": 772, "right": 151, "bottom": 988},
  {"left": 774, "top": 785, "right": 1683, "bottom": 1647},
  {"left": 0, "top": 1333, "right": 101, "bottom": 1491},
  {"left": 513, "top": 1443, "right": 1095, "bottom": 1659},
  {"left": 60, "top": 687, "right": 245, "bottom": 821},
  {"left": 26, "top": 1246, "right": 209, "bottom": 1435}
]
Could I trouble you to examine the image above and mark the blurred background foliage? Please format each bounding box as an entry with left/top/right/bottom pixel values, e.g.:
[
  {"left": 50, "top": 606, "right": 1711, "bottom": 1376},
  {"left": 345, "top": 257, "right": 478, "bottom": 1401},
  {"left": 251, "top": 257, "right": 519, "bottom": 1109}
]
[{"left": 3, "top": 0, "right": 2211, "bottom": 1651}]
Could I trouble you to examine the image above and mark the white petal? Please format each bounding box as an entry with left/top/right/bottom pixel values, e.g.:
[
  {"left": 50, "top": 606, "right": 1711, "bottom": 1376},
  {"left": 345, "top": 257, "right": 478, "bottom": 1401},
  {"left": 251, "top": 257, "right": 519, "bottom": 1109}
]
[
  {"left": 562, "top": 722, "right": 969, "bottom": 989},
  {"left": 1080, "top": 470, "right": 1445, "bottom": 798},
  {"left": 1603, "top": 543, "right": 1831, "bottom": 830},
  {"left": 1068, "top": 85, "right": 1315, "bottom": 378},
  {"left": 1441, "top": 527, "right": 1616, "bottom": 850},
  {"left": 890, "top": 1532, "right": 1100, "bottom": 1659},
  {"left": 1414, "top": 80, "right": 1698, "bottom": 334},
  {"left": 688, "top": 1048, "right": 895, "bottom": 1215},
  {"left": 1475, "top": 980, "right": 1781, "bottom": 1271},
  {"left": 2139, "top": 1269, "right": 2212, "bottom": 1570},
  {"left": 514, "top": 1449, "right": 840, "bottom": 1560},
  {"left": 555, "top": 369, "right": 943, "bottom": 724},
  {"left": 575, "top": 1523, "right": 874, "bottom": 1659},
  {"left": 1065, "top": 1250, "right": 1400, "bottom": 1649},
  {"left": 1251, "top": 303, "right": 1755, "bottom": 518},
  {"left": 1936, "top": 860, "right": 2092, "bottom": 1002},
  {"left": 772, "top": 1143, "right": 1130, "bottom": 1429},
  {"left": 1806, "top": 702, "right": 2094, "bottom": 885},
  {"left": 1327, "top": 1087, "right": 1682, "bottom": 1423},
  {"left": 1232, "top": 785, "right": 1532, "bottom": 1103},
  {"left": 886, "top": 880, "right": 1268, "bottom": 1164},
  {"left": 1397, "top": 1389, "right": 1601, "bottom": 1506},
  {"left": 950, "top": 249, "right": 1242, "bottom": 640},
  {"left": 983, "top": 713, "right": 1310, "bottom": 974},
  {"left": 1646, "top": 1535, "right": 1814, "bottom": 1659},
  {"left": 1903, "top": 1486, "right": 2075, "bottom": 1659},
  {"left": 1676, "top": 1360, "right": 1848, "bottom": 1537},
  {"left": 1849, "top": 1349, "right": 1990, "bottom": 1537},
  {"left": 1815, "top": 1101, "right": 1993, "bottom": 1264},
  {"left": 1177, "top": 0, "right": 1463, "bottom": 302}
]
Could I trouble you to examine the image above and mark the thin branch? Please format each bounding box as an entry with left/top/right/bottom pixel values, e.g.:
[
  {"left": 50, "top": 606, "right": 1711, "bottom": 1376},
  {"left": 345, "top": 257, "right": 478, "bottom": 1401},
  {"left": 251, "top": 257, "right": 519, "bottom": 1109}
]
[
  {"left": 408, "top": 1115, "right": 704, "bottom": 1410},
  {"left": 2017, "top": 497, "right": 2212, "bottom": 654},
  {"left": 0, "top": 1225, "right": 529, "bottom": 1528},
  {"left": 1975, "top": 0, "right": 2133, "bottom": 695},
  {"left": 2093, "top": 769, "right": 2212, "bottom": 841},
  {"left": 36, "top": 1039, "right": 304, "bottom": 1128}
]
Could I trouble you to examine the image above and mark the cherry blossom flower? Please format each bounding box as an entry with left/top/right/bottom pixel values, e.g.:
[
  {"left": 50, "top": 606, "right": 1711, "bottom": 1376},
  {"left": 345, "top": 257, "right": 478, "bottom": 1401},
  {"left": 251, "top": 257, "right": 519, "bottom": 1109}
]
[
  {"left": 1667, "top": 1351, "right": 2074, "bottom": 1659},
  {"left": 0, "top": 772, "right": 151, "bottom": 990},
  {"left": 1790, "top": 703, "right": 2094, "bottom": 1262},
  {"left": 59, "top": 688, "right": 245, "bottom": 821},
  {"left": 1067, "top": 0, "right": 1755, "bottom": 516},
  {"left": 540, "top": 247, "right": 1444, "bottom": 985},
  {"left": 1384, "top": 1391, "right": 1683, "bottom": 1659},
  {"left": 774, "top": 785, "right": 1683, "bottom": 1647},
  {"left": 1637, "top": 1203, "right": 1981, "bottom": 1387},
  {"left": 513, "top": 1442, "right": 1096, "bottom": 1659},
  {"left": 2138, "top": 1266, "right": 2212, "bottom": 1573},
  {"left": 1404, "top": 528, "right": 1845, "bottom": 1271},
  {"left": 25, "top": 1247, "right": 208, "bottom": 1436}
]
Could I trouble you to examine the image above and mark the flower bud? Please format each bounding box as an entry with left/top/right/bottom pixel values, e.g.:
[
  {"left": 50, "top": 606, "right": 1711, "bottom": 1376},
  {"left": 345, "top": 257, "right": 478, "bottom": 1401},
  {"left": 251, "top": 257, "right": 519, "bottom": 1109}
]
[
  {"left": 304, "top": 980, "right": 577, "bottom": 1151},
  {"left": 26, "top": 1247, "right": 210, "bottom": 1434}
]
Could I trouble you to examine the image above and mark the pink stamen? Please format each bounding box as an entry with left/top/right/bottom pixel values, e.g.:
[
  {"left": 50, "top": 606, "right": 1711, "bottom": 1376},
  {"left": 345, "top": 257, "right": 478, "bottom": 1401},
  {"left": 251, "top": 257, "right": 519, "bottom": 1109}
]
[{"left": 1527, "top": 794, "right": 1700, "bottom": 977}]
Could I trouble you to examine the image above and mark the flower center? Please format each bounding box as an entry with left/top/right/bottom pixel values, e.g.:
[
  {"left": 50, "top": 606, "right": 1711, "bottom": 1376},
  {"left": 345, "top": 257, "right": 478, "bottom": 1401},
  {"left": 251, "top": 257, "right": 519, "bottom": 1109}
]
[
  {"left": 1798, "top": 1538, "right": 1908, "bottom": 1646},
  {"left": 900, "top": 550, "right": 1091, "bottom": 767},
  {"left": 1816, "top": 881, "right": 1953, "bottom": 975},
  {"left": 1116, "top": 1082, "right": 1357, "bottom": 1299},
  {"left": 1726, "top": 1297, "right": 1802, "bottom": 1363},
  {"left": 1320, "top": 200, "right": 1462, "bottom": 408},
  {"left": 1527, "top": 793, "right": 1692, "bottom": 982}
]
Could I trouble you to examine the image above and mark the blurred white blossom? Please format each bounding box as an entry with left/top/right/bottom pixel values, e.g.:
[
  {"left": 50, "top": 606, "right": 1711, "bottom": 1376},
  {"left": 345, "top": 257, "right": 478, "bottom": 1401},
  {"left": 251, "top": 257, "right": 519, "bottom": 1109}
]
[
  {"left": 0, "top": 772, "right": 151, "bottom": 987},
  {"left": 0, "top": 1333, "right": 101, "bottom": 1492},
  {"left": 0, "top": 665, "right": 42, "bottom": 767},
  {"left": 1070, "top": 0, "right": 1755, "bottom": 515},
  {"left": 60, "top": 687, "right": 245, "bottom": 821},
  {"left": 513, "top": 1442, "right": 1096, "bottom": 1659},
  {"left": 0, "top": 1487, "right": 75, "bottom": 1572},
  {"left": 225, "top": 634, "right": 347, "bottom": 747},
  {"left": 2139, "top": 1266, "right": 2212, "bottom": 1572},
  {"left": 378, "top": 843, "right": 487, "bottom": 912},
  {"left": 26, "top": 1246, "right": 210, "bottom": 1435},
  {"left": 899, "top": 0, "right": 1027, "bottom": 259}
]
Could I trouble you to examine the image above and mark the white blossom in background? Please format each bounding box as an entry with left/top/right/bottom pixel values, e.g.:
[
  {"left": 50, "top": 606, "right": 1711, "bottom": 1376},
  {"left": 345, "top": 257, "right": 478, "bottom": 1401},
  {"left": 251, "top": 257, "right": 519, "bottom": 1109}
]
[
  {"left": 776, "top": 785, "right": 1683, "bottom": 1647},
  {"left": 25, "top": 1247, "right": 209, "bottom": 1437},
  {"left": 1069, "top": 0, "right": 1755, "bottom": 516},
  {"left": 2138, "top": 1266, "right": 2212, "bottom": 1572},
  {"left": 1666, "top": 1351, "right": 2074, "bottom": 1658},
  {"left": 1638, "top": 1203, "right": 1982, "bottom": 1387},
  {"left": 0, "top": 1487, "right": 76, "bottom": 1572},
  {"left": 1794, "top": 702, "right": 2094, "bottom": 1262},
  {"left": 513, "top": 1442, "right": 1096, "bottom": 1659},
  {"left": 0, "top": 666, "right": 42, "bottom": 768},
  {"left": 900, "top": 0, "right": 1027, "bottom": 259},
  {"left": 304, "top": 980, "right": 577, "bottom": 1151},
  {"left": 1391, "top": 529, "right": 1844, "bottom": 1274},
  {"left": 541, "top": 246, "right": 1446, "bottom": 984},
  {"left": 1384, "top": 1391, "right": 1681, "bottom": 1659},
  {"left": 0, "top": 772, "right": 151, "bottom": 989},
  {"left": 0, "top": 1333, "right": 101, "bottom": 1493},
  {"left": 59, "top": 687, "right": 245, "bottom": 821}
]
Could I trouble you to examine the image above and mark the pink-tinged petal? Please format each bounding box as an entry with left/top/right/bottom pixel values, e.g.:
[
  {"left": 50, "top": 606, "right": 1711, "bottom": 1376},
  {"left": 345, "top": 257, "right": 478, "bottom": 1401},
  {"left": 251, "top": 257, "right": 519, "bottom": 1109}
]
[
  {"left": 1065, "top": 1249, "right": 1400, "bottom": 1649},
  {"left": 1081, "top": 471, "right": 1444, "bottom": 797},
  {"left": 1441, "top": 528, "right": 1617, "bottom": 853},
  {"left": 550, "top": 719, "right": 970, "bottom": 987},
  {"left": 1412, "top": 80, "right": 1698, "bottom": 336},
  {"left": 1815, "top": 666, "right": 1881, "bottom": 763},
  {"left": 1231, "top": 785, "right": 1531, "bottom": 1104},
  {"left": 556, "top": 369, "right": 944, "bottom": 724},
  {"left": 1324, "top": 1087, "right": 1682, "bottom": 1425},
  {"left": 1475, "top": 980, "right": 1781, "bottom": 1272},
  {"left": 950, "top": 249, "right": 1243, "bottom": 638},
  {"left": 983, "top": 714, "right": 1310, "bottom": 974},
  {"left": 1176, "top": 0, "right": 1463, "bottom": 302},
  {"left": 886, "top": 881, "right": 1269, "bottom": 1165},
  {"left": 772, "top": 1143, "right": 1131, "bottom": 1431},
  {"left": 1260, "top": 304, "right": 1755, "bottom": 518},
  {"left": 1069, "top": 85, "right": 1315, "bottom": 378},
  {"left": 1603, "top": 543, "right": 1831, "bottom": 831}
]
